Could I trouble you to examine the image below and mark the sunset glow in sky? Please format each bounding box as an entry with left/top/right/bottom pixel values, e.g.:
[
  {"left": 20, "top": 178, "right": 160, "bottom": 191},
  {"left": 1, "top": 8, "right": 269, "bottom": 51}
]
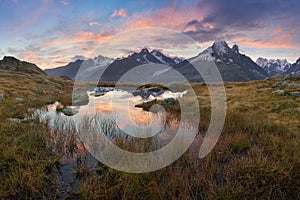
[{"left": 1, "top": 0, "right": 299, "bottom": 69}]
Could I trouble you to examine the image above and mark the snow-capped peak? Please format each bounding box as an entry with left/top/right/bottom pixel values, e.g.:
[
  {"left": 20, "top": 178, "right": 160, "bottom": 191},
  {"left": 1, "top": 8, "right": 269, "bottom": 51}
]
[
  {"left": 81, "top": 55, "right": 114, "bottom": 72},
  {"left": 92, "top": 55, "right": 113, "bottom": 65},
  {"left": 256, "top": 57, "right": 269, "bottom": 67},
  {"left": 195, "top": 41, "right": 232, "bottom": 62}
]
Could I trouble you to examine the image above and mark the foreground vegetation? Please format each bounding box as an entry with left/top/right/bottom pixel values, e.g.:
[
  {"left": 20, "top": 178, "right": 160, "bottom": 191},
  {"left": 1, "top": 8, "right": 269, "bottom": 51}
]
[
  {"left": 77, "top": 78, "right": 300, "bottom": 199},
  {"left": 0, "top": 71, "right": 299, "bottom": 199}
]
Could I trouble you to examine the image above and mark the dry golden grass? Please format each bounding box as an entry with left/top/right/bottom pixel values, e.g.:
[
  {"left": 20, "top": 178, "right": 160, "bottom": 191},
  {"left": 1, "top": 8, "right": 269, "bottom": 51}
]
[
  {"left": 0, "top": 70, "right": 73, "bottom": 118},
  {"left": 77, "top": 77, "right": 300, "bottom": 199}
]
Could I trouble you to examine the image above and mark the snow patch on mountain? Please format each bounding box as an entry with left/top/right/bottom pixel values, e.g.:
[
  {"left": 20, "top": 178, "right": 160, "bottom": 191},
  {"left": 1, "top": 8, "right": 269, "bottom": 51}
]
[
  {"left": 173, "top": 57, "right": 182, "bottom": 64},
  {"left": 194, "top": 47, "right": 215, "bottom": 62},
  {"left": 150, "top": 49, "right": 182, "bottom": 65},
  {"left": 151, "top": 50, "right": 167, "bottom": 64},
  {"left": 143, "top": 54, "right": 150, "bottom": 63}
]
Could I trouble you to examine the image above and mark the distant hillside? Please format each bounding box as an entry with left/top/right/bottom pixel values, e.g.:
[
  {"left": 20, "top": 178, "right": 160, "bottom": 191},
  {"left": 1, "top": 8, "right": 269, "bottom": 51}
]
[{"left": 0, "top": 56, "right": 46, "bottom": 75}]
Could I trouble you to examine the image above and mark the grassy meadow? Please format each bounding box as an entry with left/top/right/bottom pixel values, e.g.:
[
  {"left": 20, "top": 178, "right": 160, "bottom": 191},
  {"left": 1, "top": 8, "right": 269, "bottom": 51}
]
[{"left": 0, "top": 71, "right": 299, "bottom": 199}]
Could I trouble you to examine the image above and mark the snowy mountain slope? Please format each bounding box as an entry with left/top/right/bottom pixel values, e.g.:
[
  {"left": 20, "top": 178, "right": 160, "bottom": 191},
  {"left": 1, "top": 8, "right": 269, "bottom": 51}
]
[
  {"left": 45, "top": 56, "right": 113, "bottom": 80},
  {"left": 167, "top": 41, "right": 268, "bottom": 82},
  {"left": 256, "top": 57, "right": 291, "bottom": 76},
  {"left": 287, "top": 58, "right": 300, "bottom": 75}
]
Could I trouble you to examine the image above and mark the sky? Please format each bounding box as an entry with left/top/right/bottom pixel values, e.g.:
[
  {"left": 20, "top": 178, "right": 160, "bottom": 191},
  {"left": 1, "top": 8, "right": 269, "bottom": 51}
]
[{"left": 0, "top": 0, "right": 299, "bottom": 69}]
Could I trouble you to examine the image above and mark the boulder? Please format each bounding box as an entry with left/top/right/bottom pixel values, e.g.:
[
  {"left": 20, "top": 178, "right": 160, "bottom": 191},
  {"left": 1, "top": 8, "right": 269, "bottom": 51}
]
[
  {"left": 289, "top": 92, "right": 300, "bottom": 97},
  {"left": 288, "top": 83, "right": 300, "bottom": 88},
  {"left": 72, "top": 93, "right": 89, "bottom": 106},
  {"left": 135, "top": 98, "right": 176, "bottom": 112},
  {"left": 273, "top": 81, "right": 300, "bottom": 88},
  {"left": 273, "top": 81, "right": 288, "bottom": 88},
  {"left": 162, "top": 98, "right": 176, "bottom": 105},
  {"left": 62, "top": 107, "right": 78, "bottom": 116}
]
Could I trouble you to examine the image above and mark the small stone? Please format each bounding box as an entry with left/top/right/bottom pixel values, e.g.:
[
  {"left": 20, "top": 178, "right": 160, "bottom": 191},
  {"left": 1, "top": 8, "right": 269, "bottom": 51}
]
[
  {"left": 272, "top": 90, "right": 285, "bottom": 95},
  {"left": 258, "top": 88, "right": 273, "bottom": 92},
  {"left": 37, "top": 75, "right": 48, "bottom": 84},
  {"left": 0, "top": 93, "right": 4, "bottom": 102},
  {"left": 15, "top": 97, "right": 24, "bottom": 102}
]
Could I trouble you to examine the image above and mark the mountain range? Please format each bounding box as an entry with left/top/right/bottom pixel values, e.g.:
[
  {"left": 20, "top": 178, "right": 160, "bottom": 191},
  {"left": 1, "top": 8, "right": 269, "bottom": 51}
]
[
  {"left": 1, "top": 41, "right": 299, "bottom": 82},
  {"left": 45, "top": 41, "right": 299, "bottom": 82}
]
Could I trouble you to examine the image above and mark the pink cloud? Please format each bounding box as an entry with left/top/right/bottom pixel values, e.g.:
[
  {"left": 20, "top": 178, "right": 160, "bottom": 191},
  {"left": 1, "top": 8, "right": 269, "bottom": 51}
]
[
  {"left": 43, "top": 31, "right": 112, "bottom": 48},
  {"left": 123, "top": 5, "right": 206, "bottom": 32},
  {"left": 60, "top": 0, "right": 69, "bottom": 5},
  {"left": 234, "top": 27, "right": 296, "bottom": 49},
  {"left": 89, "top": 21, "right": 100, "bottom": 26},
  {"left": 121, "top": 4, "right": 298, "bottom": 51},
  {"left": 111, "top": 8, "right": 128, "bottom": 18}
]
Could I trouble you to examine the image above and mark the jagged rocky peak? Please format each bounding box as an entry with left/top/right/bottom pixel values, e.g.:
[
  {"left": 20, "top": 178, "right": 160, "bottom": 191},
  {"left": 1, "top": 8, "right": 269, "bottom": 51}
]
[
  {"left": 141, "top": 48, "right": 150, "bottom": 54},
  {"left": 232, "top": 44, "right": 239, "bottom": 54},
  {"left": 212, "top": 41, "right": 231, "bottom": 55},
  {"left": 196, "top": 41, "right": 242, "bottom": 62}
]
